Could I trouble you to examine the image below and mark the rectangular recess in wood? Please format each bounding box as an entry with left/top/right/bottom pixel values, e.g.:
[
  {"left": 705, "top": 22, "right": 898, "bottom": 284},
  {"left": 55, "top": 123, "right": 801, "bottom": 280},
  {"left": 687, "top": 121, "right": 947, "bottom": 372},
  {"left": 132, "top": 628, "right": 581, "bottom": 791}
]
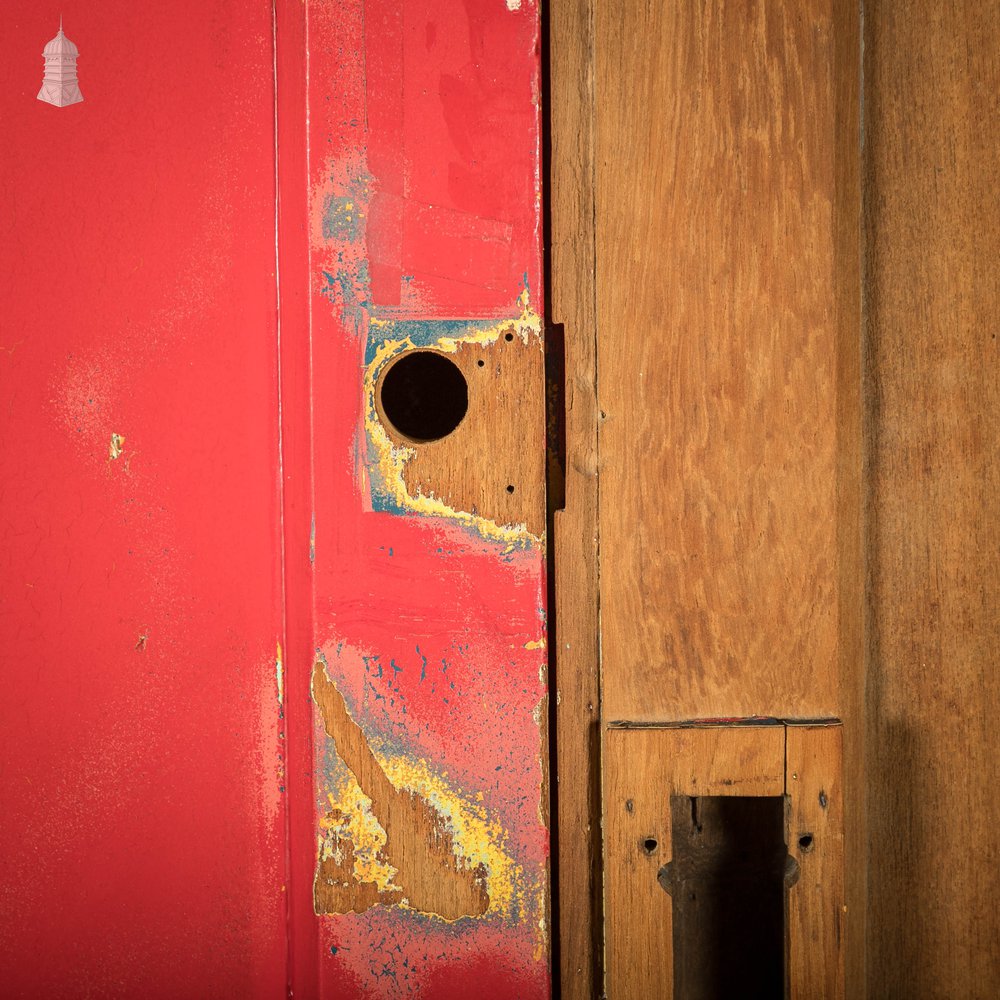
[
  {"left": 594, "top": 0, "right": 860, "bottom": 721},
  {"left": 604, "top": 724, "right": 844, "bottom": 999}
]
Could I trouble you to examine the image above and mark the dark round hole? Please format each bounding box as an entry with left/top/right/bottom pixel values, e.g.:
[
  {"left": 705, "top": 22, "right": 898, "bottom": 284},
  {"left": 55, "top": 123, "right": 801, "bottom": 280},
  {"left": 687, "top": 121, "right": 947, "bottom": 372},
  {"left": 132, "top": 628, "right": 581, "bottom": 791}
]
[
  {"left": 798, "top": 833, "right": 814, "bottom": 852},
  {"left": 506, "top": 484, "right": 515, "bottom": 494},
  {"left": 477, "top": 359, "right": 485, "bottom": 367},
  {"left": 642, "top": 837, "right": 658, "bottom": 854},
  {"left": 504, "top": 332, "right": 514, "bottom": 341},
  {"left": 379, "top": 352, "right": 468, "bottom": 442}
]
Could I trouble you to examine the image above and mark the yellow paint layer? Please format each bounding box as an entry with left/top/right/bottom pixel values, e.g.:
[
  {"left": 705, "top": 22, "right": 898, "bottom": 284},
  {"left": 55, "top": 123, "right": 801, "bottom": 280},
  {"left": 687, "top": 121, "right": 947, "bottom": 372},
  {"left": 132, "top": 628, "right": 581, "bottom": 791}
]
[{"left": 311, "top": 660, "right": 491, "bottom": 921}]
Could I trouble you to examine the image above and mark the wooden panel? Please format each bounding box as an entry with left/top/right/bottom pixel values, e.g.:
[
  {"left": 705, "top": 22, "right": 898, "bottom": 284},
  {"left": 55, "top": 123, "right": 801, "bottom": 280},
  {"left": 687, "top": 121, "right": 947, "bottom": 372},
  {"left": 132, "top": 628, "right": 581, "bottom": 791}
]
[
  {"left": 604, "top": 727, "right": 785, "bottom": 998},
  {"left": 549, "top": 0, "right": 602, "bottom": 995},
  {"left": 864, "top": 3, "right": 1000, "bottom": 996},
  {"left": 0, "top": 5, "right": 289, "bottom": 995},
  {"left": 594, "top": 0, "right": 860, "bottom": 720},
  {"left": 787, "top": 724, "right": 845, "bottom": 998},
  {"left": 298, "top": 2, "right": 550, "bottom": 996}
]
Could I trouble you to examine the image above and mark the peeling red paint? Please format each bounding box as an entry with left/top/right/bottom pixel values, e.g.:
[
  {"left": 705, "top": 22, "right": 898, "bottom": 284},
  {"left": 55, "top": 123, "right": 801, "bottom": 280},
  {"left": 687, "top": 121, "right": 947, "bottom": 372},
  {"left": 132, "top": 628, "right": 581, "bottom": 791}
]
[
  {"left": 295, "top": 1, "right": 548, "bottom": 994},
  {"left": 2, "top": 0, "right": 546, "bottom": 995}
]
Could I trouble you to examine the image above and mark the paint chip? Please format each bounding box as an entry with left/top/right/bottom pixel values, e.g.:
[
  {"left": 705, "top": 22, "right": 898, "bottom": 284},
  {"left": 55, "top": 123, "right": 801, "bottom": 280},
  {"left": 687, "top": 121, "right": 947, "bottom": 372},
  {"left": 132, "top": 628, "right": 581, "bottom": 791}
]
[{"left": 276, "top": 642, "right": 285, "bottom": 707}]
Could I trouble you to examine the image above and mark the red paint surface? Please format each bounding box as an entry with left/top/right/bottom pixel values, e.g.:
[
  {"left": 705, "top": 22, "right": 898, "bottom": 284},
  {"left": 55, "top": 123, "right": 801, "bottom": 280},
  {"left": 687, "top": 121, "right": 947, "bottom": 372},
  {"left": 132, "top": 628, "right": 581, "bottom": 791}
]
[
  {"left": 294, "top": 1, "right": 548, "bottom": 996},
  {"left": 1, "top": 1, "right": 546, "bottom": 996},
  {"left": 0, "top": 4, "right": 287, "bottom": 997}
]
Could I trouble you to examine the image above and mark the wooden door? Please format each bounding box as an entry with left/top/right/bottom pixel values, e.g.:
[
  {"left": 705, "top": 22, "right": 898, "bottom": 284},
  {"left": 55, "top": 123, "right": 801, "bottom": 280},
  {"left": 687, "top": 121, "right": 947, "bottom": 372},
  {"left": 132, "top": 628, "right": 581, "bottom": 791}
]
[{"left": 0, "top": 3, "right": 549, "bottom": 997}]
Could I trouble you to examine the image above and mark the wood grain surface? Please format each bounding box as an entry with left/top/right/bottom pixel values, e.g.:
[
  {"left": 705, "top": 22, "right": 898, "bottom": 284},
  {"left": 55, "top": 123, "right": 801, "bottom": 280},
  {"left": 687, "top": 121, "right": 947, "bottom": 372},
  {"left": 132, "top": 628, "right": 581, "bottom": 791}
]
[
  {"left": 549, "top": 0, "right": 602, "bottom": 995},
  {"left": 787, "top": 724, "right": 845, "bottom": 999},
  {"left": 864, "top": 3, "right": 1000, "bottom": 996},
  {"left": 593, "top": 0, "right": 859, "bottom": 721},
  {"left": 374, "top": 331, "right": 547, "bottom": 538}
]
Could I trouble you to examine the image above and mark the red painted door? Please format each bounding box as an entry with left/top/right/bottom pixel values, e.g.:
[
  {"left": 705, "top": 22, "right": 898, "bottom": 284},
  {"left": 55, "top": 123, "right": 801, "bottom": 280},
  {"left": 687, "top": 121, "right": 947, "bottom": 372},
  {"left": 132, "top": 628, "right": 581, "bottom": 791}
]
[{"left": 1, "top": 3, "right": 547, "bottom": 998}]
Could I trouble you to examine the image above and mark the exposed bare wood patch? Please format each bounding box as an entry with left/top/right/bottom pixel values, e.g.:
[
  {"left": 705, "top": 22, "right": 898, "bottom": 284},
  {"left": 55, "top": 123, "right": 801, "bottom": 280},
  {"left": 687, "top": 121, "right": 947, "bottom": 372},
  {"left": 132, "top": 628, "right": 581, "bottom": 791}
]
[
  {"left": 311, "top": 661, "right": 489, "bottom": 921},
  {"left": 374, "top": 325, "right": 547, "bottom": 538},
  {"left": 314, "top": 819, "right": 399, "bottom": 914}
]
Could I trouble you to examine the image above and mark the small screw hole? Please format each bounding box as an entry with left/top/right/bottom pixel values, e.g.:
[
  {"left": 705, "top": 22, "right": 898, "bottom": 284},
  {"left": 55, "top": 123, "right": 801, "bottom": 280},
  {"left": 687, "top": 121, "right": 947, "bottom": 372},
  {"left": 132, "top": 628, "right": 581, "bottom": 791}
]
[
  {"left": 504, "top": 332, "right": 514, "bottom": 342},
  {"left": 798, "top": 834, "right": 814, "bottom": 852},
  {"left": 477, "top": 359, "right": 485, "bottom": 367},
  {"left": 506, "top": 485, "right": 515, "bottom": 494},
  {"left": 642, "top": 837, "right": 658, "bottom": 854}
]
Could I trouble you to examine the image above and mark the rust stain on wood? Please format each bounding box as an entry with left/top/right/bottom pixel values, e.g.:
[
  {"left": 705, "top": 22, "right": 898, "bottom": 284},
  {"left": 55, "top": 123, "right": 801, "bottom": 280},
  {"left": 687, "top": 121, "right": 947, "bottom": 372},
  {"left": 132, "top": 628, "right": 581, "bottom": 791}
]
[{"left": 311, "top": 660, "right": 489, "bottom": 921}]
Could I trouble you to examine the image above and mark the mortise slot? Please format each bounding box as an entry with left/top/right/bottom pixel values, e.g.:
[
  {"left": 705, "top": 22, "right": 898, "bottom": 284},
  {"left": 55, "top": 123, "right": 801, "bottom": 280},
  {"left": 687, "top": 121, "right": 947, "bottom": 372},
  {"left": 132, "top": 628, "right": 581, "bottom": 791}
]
[
  {"left": 544, "top": 321, "right": 566, "bottom": 513},
  {"left": 659, "top": 795, "right": 791, "bottom": 1000}
]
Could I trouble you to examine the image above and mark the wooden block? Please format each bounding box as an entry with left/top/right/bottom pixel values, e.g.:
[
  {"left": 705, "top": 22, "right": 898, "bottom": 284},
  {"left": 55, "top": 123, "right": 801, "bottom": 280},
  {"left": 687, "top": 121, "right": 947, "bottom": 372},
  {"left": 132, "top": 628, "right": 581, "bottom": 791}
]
[
  {"left": 786, "top": 723, "right": 845, "bottom": 998},
  {"left": 594, "top": 0, "right": 860, "bottom": 722},
  {"left": 605, "top": 724, "right": 845, "bottom": 998},
  {"left": 604, "top": 726, "right": 785, "bottom": 999}
]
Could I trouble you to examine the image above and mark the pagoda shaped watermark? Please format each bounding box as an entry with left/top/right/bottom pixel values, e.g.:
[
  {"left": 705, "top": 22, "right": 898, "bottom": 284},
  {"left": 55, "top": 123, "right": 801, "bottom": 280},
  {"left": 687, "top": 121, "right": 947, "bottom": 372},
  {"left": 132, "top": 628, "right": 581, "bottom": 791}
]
[{"left": 38, "top": 18, "right": 83, "bottom": 108}]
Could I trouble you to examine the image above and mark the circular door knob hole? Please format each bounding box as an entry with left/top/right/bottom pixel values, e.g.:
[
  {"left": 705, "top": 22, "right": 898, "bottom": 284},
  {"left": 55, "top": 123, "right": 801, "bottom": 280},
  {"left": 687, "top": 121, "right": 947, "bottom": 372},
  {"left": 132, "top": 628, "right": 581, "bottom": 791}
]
[{"left": 378, "top": 351, "right": 468, "bottom": 442}]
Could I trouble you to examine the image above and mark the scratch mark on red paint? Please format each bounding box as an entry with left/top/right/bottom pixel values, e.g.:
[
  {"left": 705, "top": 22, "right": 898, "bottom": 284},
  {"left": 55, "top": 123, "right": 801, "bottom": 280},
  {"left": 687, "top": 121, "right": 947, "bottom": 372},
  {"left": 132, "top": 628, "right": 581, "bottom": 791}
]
[{"left": 312, "top": 152, "right": 373, "bottom": 329}]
